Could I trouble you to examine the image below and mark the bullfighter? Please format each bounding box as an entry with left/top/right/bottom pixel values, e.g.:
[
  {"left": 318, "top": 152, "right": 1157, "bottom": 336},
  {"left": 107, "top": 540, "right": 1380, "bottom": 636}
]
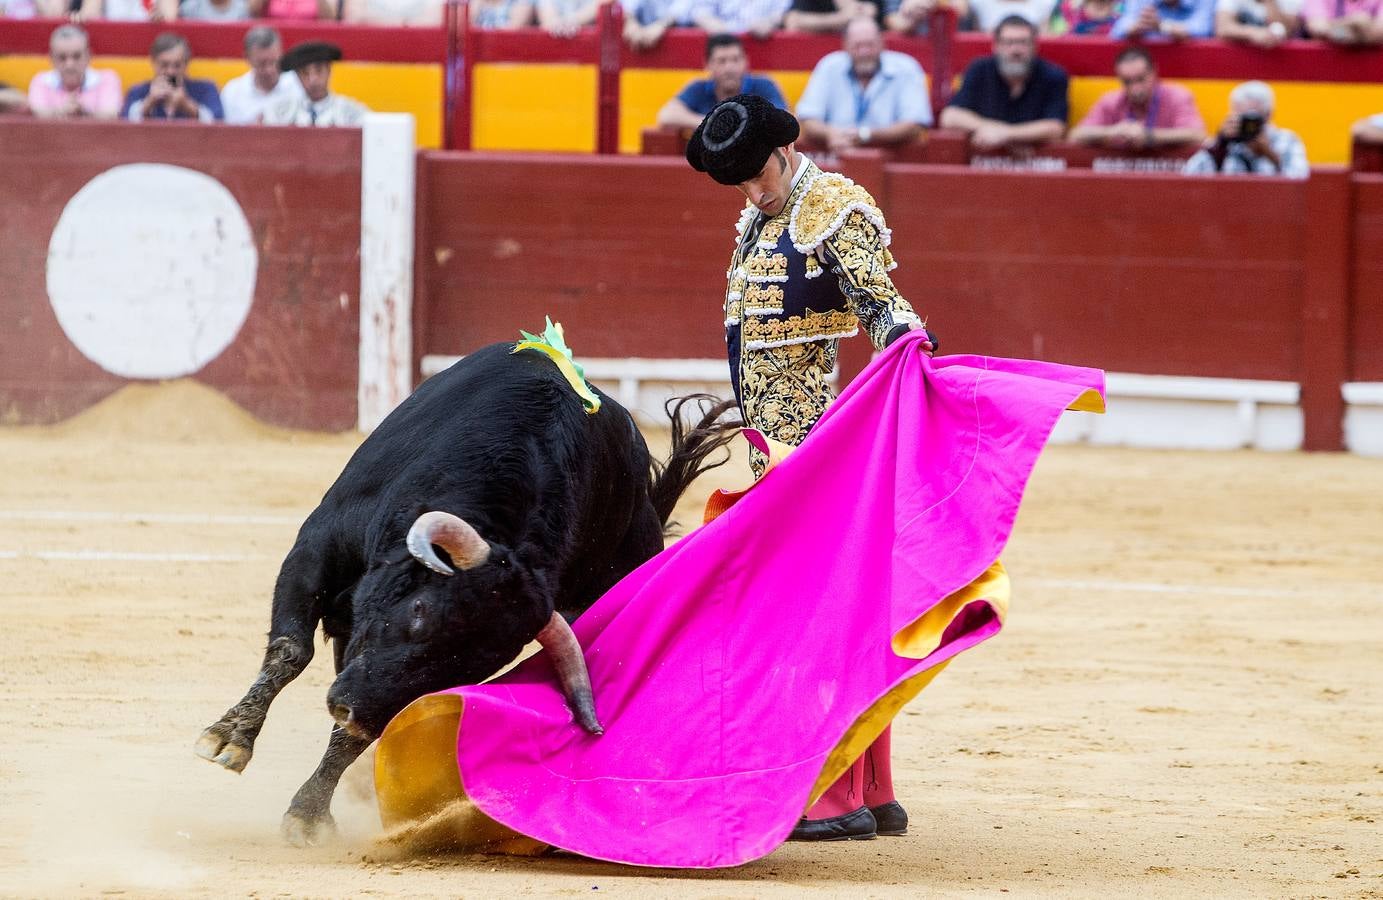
[{"left": 684, "top": 94, "right": 937, "bottom": 842}]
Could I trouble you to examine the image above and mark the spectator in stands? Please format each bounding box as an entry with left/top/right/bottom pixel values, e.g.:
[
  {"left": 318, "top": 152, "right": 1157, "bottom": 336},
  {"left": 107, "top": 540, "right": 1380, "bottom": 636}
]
[
  {"left": 885, "top": 0, "right": 973, "bottom": 33},
  {"left": 1112, "top": 0, "right": 1216, "bottom": 38},
  {"left": 658, "top": 33, "right": 787, "bottom": 129},
  {"left": 1302, "top": 0, "right": 1382, "bottom": 43},
  {"left": 688, "top": 0, "right": 792, "bottom": 38},
  {"left": 1352, "top": 112, "right": 1383, "bottom": 144},
  {"left": 622, "top": 0, "right": 688, "bottom": 48},
  {"left": 180, "top": 0, "right": 251, "bottom": 19},
  {"left": 784, "top": 0, "right": 880, "bottom": 33},
  {"left": 1069, "top": 47, "right": 1204, "bottom": 148},
  {"left": 968, "top": 0, "right": 1057, "bottom": 29},
  {"left": 1051, "top": 0, "right": 1120, "bottom": 32},
  {"left": 75, "top": 0, "right": 177, "bottom": 21},
  {"left": 473, "top": 0, "right": 534, "bottom": 27},
  {"left": 537, "top": 0, "right": 600, "bottom": 35},
  {"left": 343, "top": 0, "right": 442, "bottom": 24},
  {"left": 939, "top": 16, "right": 1066, "bottom": 149},
  {"left": 247, "top": 0, "right": 334, "bottom": 21},
  {"left": 1216, "top": 0, "right": 1299, "bottom": 46},
  {"left": 796, "top": 16, "right": 932, "bottom": 152},
  {"left": 264, "top": 40, "right": 368, "bottom": 127},
  {"left": 1184, "top": 80, "right": 1307, "bottom": 178},
  {"left": 221, "top": 27, "right": 304, "bottom": 124},
  {"left": 28, "top": 25, "right": 122, "bottom": 119},
  {"left": 122, "top": 32, "right": 223, "bottom": 122}
]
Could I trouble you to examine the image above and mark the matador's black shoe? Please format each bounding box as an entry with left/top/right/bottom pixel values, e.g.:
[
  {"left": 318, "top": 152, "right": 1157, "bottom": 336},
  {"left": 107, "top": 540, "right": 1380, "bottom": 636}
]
[
  {"left": 786, "top": 806, "right": 877, "bottom": 842},
  {"left": 869, "top": 801, "right": 908, "bottom": 836}
]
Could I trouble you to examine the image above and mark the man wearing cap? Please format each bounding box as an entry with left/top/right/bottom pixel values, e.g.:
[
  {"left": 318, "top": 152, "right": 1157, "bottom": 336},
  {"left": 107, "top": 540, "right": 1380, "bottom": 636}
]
[
  {"left": 263, "top": 40, "right": 368, "bottom": 127},
  {"left": 686, "top": 93, "right": 935, "bottom": 843}
]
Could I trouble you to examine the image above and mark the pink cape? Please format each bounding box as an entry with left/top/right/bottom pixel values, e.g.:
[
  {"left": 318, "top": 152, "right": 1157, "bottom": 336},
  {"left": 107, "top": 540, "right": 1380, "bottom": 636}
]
[{"left": 375, "top": 333, "right": 1105, "bottom": 868}]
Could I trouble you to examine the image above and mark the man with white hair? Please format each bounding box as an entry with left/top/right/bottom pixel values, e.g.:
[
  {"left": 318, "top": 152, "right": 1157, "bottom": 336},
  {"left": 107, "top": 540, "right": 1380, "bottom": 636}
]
[
  {"left": 796, "top": 16, "right": 933, "bottom": 154},
  {"left": 27, "top": 24, "right": 122, "bottom": 119},
  {"left": 1183, "top": 81, "right": 1308, "bottom": 178}
]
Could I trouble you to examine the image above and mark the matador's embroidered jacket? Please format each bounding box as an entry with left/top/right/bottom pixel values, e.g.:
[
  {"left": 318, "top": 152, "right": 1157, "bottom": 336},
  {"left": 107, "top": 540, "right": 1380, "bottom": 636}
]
[{"left": 723, "top": 157, "right": 921, "bottom": 473}]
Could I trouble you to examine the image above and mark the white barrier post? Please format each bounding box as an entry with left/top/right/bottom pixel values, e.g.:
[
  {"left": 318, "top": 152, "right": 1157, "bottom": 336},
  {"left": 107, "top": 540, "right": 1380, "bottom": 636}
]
[{"left": 359, "top": 112, "right": 416, "bottom": 432}]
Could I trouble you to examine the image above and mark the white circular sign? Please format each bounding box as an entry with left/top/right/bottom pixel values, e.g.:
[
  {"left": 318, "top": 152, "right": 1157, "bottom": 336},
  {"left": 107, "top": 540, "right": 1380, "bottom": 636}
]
[{"left": 46, "top": 164, "right": 258, "bottom": 380}]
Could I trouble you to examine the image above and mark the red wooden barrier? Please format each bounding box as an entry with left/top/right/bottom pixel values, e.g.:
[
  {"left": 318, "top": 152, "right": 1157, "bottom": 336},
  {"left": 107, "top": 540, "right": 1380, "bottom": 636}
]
[
  {"left": 416, "top": 152, "right": 1383, "bottom": 450},
  {"left": 0, "top": 119, "right": 361, "bottom": 429},
  {"left": 1352, "top": 175, "right": 1383, "bottom": 383}
]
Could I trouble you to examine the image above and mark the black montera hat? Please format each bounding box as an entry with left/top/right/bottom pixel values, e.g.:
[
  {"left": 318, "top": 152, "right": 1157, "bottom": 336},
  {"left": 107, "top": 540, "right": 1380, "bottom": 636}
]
[
  {"left": 685, "top": 94, "right": 800, "bottom": 186},
  {"left": 279, "top": 40, "right": 344, "bottom": 73}
]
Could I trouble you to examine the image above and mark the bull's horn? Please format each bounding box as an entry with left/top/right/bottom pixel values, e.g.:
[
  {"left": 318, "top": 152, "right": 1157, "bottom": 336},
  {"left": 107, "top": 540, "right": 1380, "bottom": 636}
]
[
  {"left": 406, "top": 511, "right": 491, "bottom": 575},
  {"left": 535, "top": 611, "right": 603, "bottom": 735}
]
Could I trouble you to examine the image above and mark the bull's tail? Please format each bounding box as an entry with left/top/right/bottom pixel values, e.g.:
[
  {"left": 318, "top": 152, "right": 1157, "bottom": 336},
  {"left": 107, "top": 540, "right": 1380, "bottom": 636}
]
[{"left": 649, "top": 394, "right": 742, "bottom": 528}]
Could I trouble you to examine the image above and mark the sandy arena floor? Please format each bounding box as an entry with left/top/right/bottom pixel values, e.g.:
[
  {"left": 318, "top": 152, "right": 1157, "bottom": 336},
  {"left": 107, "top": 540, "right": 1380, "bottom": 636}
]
[{"left": 0, "top": 381, "right": 1379, "bottom": 899}]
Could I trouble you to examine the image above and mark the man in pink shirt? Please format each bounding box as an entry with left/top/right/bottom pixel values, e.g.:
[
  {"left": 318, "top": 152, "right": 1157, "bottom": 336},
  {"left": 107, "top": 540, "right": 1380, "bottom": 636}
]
[
  {"left": 1069, "top": 46, "right": 1205, "bottom": 149},
  {"left": 27, "top": 24, "right": 122, "bottom": 119}
]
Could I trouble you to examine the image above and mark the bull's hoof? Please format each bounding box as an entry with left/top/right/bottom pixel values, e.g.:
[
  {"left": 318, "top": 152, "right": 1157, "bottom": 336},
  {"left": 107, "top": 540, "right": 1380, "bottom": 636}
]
[
  {"left": 194, "top": 724, "right": 253, "bottom": 773},
  {"left": 282, "top": 809, "right": 337, "bottom": 847}
]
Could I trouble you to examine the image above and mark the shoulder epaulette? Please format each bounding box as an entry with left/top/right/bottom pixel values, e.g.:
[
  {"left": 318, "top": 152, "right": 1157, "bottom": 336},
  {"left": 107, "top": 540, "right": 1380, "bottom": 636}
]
[{"left": 787, "top": 171, "right": 892, "bottom": 255}]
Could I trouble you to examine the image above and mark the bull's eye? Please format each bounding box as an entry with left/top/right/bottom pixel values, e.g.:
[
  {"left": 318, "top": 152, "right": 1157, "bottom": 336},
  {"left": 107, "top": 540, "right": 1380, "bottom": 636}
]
[{"left": 491, "top": 590, "right": 502, "bottom": 600}]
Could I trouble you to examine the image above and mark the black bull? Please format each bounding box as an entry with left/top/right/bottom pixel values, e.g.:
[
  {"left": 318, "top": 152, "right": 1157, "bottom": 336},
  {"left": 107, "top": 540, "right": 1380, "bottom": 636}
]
[{"left": 195, "top": 342, "right": 738, "bottom": 845}]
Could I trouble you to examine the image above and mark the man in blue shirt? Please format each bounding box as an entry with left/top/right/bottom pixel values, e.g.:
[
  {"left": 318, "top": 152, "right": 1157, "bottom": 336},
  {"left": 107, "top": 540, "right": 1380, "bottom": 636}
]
[
  {"left": 1112, "top": 0, "right": 1216, "bottom": 37},
  {"left": 656, "top": 33, "right": 787, "bottom": 130},
  {"left": 796, "top": 16, "right": 933, "bottom": 154},
  {"left": 122, "top": 32, "right": 224, "bottom": 122},
  {"left": 938, "top": 15, "right": 1067, "bottom": 150}
]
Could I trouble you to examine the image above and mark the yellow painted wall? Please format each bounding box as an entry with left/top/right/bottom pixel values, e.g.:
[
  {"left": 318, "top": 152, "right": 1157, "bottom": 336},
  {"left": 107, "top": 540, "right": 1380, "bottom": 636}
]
[
  {"left": 471, "top": 63, "right": 597, "bottom": 153},
  {"left": 0, "top": 54, "right": 443, "bottom": 147}
]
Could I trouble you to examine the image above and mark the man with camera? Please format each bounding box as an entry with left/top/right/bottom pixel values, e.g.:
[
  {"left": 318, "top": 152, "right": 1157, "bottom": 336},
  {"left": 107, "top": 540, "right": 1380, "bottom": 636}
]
[
  {"left": 122, "top": 33, "right": 224, "bottom": 122},
  {"left": 1182, "top": 80, "right": 1307, "bottom": 178}
]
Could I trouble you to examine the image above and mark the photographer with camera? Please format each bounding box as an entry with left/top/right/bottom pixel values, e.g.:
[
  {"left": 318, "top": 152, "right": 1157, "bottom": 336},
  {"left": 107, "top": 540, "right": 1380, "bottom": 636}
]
[
  {"left": 121, "top": 33, "right": 223, "bottom": 122},
  {"left": 1183, "top": 81, "right": 1307, "bottom": 178}
]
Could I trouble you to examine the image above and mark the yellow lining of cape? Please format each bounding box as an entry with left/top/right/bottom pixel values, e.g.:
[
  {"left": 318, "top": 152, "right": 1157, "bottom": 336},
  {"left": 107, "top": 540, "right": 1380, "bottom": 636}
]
[{"left": 806, "top": 558, "right": 1010, "bottom": 806}]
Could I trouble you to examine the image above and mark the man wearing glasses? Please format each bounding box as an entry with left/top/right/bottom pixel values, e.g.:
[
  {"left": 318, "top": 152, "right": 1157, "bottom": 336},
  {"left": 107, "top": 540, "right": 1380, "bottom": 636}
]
[
  {"left": 938, "top": 15, "right": 1068, "bottom": 151},
  {"left": 1069, "top": 46, "right": 1205, "bottom": 149}
]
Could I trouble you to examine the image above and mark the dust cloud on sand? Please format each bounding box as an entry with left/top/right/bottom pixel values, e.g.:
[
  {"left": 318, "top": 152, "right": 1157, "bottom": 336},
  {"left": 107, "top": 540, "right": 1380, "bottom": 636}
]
[{"left": 1, "top": 381, "right": 1380, "bottom": 897}]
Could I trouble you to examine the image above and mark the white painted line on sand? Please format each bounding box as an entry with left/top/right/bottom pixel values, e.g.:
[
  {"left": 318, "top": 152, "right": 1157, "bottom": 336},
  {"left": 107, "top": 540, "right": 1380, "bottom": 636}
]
[
  {"left": 0, "top": 550, "right": 266, "bottom": 563},
  {"left": 1028, "top": 578, "right": 1308, "bottom": 599},
  {"left": 0, "top": 510, "right": 301, "bottom": 526}
]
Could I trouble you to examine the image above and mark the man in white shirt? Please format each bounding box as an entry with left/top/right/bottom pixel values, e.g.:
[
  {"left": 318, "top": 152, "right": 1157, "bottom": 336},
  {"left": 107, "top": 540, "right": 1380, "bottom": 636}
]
[
  {"left": 796, "top": 17, "right": 933, "bottom": 154},
  {"left": 222, "top": 26, "right": 304, "bottom": 125},
  {"left": 264, "top": 41, "right": 368, "bottom": 128}
]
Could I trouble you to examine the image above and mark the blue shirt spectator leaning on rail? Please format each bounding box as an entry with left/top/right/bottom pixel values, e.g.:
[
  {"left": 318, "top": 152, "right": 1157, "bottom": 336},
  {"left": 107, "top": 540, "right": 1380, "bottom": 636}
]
[
  {"left": 797, "top": 16, "right": 932, "bottom": 154},
  {"left": 939, "top": 15, "right": 1067, "bottom": 150},
  {"left": 471, "top": 0, "right": 535, "bottom": 27},
  {"left": 1183, "top": 81, "right": 1308, "bottom": 178},
  {"left": 221, "top": 26, "right": 304, "bottom": 124},
  {"left": 658, "top": 33, "right": 787, "bottom": 129},
  {"left": 622, "top": 0, "right": 690, "bottom": 48},
  {"left": 123, "top": 33, "right": 223, "bottom": 122},
  {"left": 688, "top": 0, "right": 792, "bottom": 38},
  {"left": 1112, "top": 0, "right": 1216, "bottom": 38}
]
